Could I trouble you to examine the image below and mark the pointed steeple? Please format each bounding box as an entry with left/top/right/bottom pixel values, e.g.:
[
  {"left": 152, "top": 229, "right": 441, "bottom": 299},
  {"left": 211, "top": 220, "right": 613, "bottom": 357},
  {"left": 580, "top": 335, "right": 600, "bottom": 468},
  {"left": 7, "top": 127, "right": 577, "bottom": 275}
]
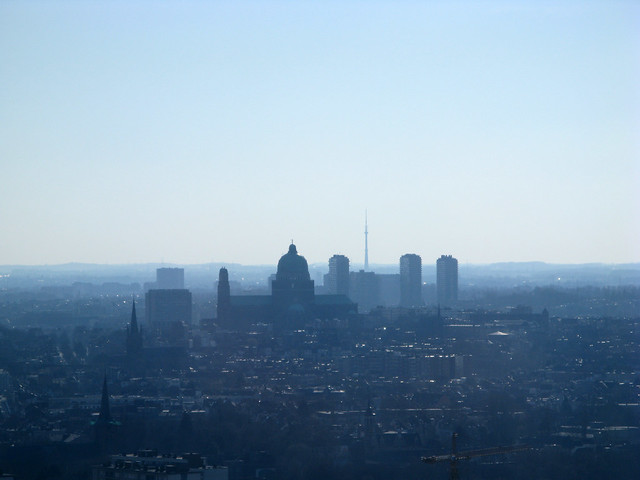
[
  {"left": 130, "top": 298, "right": 138, "bottom": 334},
  {"left": 98, "top": 374, "right": 112, "bottom": 423},
  {"left": 93, "top": 372, "right": 120, "bottom": 449},
  {"left": 126, "top": 298, "right": 143, "bottom": 356}
]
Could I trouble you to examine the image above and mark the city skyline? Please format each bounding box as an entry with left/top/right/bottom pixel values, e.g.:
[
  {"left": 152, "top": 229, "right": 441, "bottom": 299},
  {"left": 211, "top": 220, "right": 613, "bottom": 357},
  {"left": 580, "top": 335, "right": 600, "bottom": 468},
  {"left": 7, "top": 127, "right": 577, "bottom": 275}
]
[{"left": 1, "top": 1, "right": 638, "bottom": 266}]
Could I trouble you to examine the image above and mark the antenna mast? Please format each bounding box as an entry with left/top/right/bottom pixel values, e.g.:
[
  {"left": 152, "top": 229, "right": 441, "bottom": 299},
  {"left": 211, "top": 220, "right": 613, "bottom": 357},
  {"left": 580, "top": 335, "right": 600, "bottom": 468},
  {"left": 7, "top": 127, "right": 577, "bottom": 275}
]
[{"left": 364, "top": 210, "right": 369, "bottom": 271}]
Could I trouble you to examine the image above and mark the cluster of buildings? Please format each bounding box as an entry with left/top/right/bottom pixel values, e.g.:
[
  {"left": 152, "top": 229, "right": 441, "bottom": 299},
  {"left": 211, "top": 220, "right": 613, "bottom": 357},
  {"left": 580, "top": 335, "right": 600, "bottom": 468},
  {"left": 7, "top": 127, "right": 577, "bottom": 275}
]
[
  {"left": 0, "top": 253, "right": 637, "bottom": 480},
  {"left": 324, "top": 252, "right": 459, "bottom": 311},
  {"left": 1, "top": 289, "right": 636, "bottom": 479},
  {"left": 2, "top": 242, "right": 636, "bottom": 479},
  {"left": 142, "top": 244, "right": 459, "bottom": 337}
]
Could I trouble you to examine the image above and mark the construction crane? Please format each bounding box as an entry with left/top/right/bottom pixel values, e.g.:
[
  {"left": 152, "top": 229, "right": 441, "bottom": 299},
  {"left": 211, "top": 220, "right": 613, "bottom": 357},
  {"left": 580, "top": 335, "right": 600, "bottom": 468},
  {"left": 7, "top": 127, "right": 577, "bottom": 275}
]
[{"left": 422, "top": 433, "right": 530, "bottom": 480}]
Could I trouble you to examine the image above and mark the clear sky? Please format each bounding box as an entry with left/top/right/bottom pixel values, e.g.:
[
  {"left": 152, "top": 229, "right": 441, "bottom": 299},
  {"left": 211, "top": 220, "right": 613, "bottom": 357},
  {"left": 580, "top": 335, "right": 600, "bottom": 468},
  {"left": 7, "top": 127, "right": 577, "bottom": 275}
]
[{"left": 1, "top": 0, "right": 638, "bottom": 266}]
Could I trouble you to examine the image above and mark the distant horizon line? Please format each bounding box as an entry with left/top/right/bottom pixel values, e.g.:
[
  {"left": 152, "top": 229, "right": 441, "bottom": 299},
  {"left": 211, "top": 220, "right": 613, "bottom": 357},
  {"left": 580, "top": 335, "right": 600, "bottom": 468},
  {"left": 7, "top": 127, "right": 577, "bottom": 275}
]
[{"left": 2, "top": 260, "right": 639, "bottom": 269}]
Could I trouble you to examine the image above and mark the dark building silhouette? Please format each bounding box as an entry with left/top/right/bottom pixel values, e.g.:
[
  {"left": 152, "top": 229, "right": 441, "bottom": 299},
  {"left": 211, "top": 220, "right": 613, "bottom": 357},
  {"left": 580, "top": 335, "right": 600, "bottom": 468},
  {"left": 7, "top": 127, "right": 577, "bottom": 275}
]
[
  {"left": 436, "top": 254, "right": 458, "bottom": 305},
  {"left": 216, "top": 244, "right": 356, "bottom": 328},
  {"left": 126, "top": 300, "right": 143, "bottom": 356},
  {"left": 324, "top": 254, "right": 350, "bottom": 296},
  {"left": 271, "top": 244, "right": 315, "bottom": 310},
  {"left": 216, "top": 267, "right": 231, "bottom": 325},
  {"left": 400, "top": 254, "right": 422, "bottom": 307}
]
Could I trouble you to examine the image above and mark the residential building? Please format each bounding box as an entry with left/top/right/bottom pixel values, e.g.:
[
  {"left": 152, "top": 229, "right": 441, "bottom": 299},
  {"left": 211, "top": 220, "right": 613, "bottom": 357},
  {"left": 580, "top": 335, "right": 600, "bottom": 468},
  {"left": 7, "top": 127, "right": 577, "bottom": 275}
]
[
  {"left": 325, "top": 254, "right": 350, "bottom": 296},
  {"left": 436, "top": 254, "right": 458, "bottom": 305},
  {"left": 400, "top": 254, "right": 422, "bottom": 307}
]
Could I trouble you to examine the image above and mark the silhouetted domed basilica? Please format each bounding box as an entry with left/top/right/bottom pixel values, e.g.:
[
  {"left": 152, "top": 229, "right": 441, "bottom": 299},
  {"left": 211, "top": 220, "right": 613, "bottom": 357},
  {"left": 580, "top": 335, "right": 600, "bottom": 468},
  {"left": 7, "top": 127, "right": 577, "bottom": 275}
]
[
  {"left": 217, "top": 243, "right": 356, "bottom": 328},
  {"left": 272, "top": 244, "right": 315, "bottom": 310},
  {"left": 276, "top": 244, "right": 311, "bottom": 280}
]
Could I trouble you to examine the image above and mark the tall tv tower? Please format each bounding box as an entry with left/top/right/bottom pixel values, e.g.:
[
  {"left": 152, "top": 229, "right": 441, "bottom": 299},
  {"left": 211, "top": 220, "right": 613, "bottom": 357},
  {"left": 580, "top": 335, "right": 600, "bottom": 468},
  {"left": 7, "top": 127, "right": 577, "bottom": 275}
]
[{"left": 364, "top": 210, "right": 369, "bottom": 271}]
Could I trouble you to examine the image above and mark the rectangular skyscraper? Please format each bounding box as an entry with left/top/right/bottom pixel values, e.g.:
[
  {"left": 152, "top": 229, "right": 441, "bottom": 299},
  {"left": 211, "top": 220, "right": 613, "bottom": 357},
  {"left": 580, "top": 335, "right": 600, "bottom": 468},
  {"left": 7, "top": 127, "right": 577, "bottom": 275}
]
[
  {"left": 146, "top": 268, "right": 192, "bottom": 337},
  {"left": 400, "top": 254, "right": 422, "bottom": 307},
  {"left": 325, "top": 254, "right": 350, "bottom": 296},
  {"left": 437, "top": 255, "right": 458, "bottom": 305}
]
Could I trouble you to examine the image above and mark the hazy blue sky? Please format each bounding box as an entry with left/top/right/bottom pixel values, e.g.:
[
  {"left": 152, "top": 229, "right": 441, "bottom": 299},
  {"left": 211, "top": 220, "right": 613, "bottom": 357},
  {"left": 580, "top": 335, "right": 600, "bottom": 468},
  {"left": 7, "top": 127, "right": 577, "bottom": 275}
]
[{"left": 1, "top": 1, "right": 638, "bottom": 265}]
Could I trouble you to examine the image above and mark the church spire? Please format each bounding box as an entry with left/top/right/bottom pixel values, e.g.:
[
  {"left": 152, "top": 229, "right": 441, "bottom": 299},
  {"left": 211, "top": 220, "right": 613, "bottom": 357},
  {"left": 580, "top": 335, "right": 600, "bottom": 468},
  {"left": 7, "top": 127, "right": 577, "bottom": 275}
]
[
  {"left": 98, "top": 374, "right": 111, "bottom": 422},
  {"left": 126, "top": 298, "right": 143, "bottom": 356},
  {"left": 93, "top": 372, "right": 119, "bottom": 449},
  {"left": 130, "top": 298, "right": 138, "bottom": 334}
]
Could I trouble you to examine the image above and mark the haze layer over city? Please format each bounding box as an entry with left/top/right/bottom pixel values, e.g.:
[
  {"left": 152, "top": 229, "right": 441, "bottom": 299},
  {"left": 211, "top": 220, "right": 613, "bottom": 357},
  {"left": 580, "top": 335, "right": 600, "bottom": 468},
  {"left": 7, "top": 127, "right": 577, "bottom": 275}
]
[{"left": 0, "top": 1, "right": 639, "bottom": 480}]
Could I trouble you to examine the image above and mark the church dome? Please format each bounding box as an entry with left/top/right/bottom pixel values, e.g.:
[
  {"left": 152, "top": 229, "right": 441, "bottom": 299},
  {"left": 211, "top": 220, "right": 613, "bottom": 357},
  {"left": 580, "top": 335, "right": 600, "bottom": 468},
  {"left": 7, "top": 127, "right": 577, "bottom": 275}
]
[{"left": 276, "top": 244, "right": 311, "bottom": 281}]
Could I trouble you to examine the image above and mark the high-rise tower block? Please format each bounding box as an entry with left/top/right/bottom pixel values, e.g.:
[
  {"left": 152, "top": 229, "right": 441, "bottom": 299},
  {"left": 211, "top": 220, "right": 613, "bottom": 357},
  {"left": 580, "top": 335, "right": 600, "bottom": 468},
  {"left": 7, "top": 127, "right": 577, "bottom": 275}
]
[
  {"left": 400, "top": 253, "right": 423, "bottom": 307},
  {"left": 437, "top": 254, "right": 458, "bottom": 305}
]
